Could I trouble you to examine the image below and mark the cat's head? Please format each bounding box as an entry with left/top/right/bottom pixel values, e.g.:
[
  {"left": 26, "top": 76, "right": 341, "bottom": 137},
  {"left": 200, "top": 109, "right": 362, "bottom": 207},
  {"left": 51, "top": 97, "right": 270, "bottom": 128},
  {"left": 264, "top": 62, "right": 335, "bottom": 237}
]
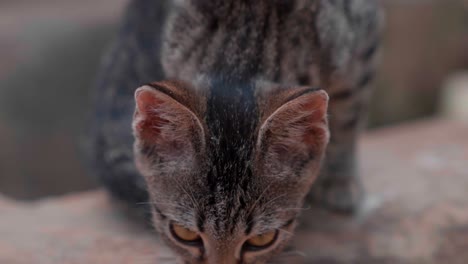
[{"left": 132, "top": 79, "right": 329, "bottom": 264}]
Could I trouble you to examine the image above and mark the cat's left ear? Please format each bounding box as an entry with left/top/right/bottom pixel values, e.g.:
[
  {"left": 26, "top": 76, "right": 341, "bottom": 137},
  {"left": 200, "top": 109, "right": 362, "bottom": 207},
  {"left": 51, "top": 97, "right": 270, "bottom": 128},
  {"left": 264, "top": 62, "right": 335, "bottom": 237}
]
[
  {"left": 256, "top": 88, "right": 330, "bottom": 165},
  {"left": 132, "top": 81, "right": 205, "bottom": 162}
]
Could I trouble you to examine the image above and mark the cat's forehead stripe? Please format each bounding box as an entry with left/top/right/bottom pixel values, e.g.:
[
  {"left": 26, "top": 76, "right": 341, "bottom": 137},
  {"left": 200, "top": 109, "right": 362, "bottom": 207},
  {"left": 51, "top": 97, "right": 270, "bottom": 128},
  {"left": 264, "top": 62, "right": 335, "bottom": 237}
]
[{"left": 203, "top": 77, "right": 259, "bottom": 236}]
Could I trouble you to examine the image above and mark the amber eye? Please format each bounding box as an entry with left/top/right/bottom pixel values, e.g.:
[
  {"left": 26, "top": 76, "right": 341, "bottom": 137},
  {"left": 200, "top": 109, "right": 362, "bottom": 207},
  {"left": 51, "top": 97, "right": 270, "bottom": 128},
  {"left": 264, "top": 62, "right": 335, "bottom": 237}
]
[
  {"left": 245, "top": 230, "right": 278, "bottom": 250},
  {"left": 170, "top": 223, "right": 201, "bottom": 244}
]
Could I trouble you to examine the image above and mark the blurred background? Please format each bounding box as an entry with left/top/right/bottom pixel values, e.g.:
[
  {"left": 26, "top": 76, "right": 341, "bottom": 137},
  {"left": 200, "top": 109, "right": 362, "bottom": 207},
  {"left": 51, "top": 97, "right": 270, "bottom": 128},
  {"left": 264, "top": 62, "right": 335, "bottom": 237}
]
[{"left": 0, "top": 0, "right": 467, "bottom": 200}]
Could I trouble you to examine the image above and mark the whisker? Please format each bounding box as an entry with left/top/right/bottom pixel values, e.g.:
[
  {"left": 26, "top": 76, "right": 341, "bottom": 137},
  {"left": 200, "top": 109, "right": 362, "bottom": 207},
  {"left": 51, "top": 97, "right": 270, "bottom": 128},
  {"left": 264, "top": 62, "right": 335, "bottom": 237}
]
[
  {"left": 157, "top": 256, "right": 175, "bottom": 259},
  {"left": 270, "top": 249, "right": 307, "bottom": 264},
  {"left": 281, "top": 249, "right": 307, "bottom": 258},
  {"left": 136, "top": 201, "right": 181, "bottom": 207},
  {"left": 279, "top": 228, "right": 295, "bottom": 236},
  {"left": 276, "top": 206, "right": 311, "bottom": 212},
  {"left": 246, "top": 182, "right": 275, "bottom": 217},
  {"left": 261, "top": 193, "right": 288, "bottom": 209},
  {"left": 131, "top": 251, "right": 160, "bottom": 264},
  {"left": 171, "top": 176, "right": 201, "bottom": 213},
  {"left": 156, "top": 254, "right": 178, "bottom": 264},
  {"left": 245, "top": 193, "right": 289, "bottom": 228}
]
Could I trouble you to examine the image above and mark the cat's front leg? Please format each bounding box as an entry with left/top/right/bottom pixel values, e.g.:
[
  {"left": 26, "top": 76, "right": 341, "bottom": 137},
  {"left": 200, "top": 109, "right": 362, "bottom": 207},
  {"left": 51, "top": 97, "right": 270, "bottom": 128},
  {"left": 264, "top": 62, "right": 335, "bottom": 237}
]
[
  {"left": 307, "top": 76, "right": 372, "bottom": 213},
  {"left": 308, "top": 141, "right": 364, "bottom": 213}
]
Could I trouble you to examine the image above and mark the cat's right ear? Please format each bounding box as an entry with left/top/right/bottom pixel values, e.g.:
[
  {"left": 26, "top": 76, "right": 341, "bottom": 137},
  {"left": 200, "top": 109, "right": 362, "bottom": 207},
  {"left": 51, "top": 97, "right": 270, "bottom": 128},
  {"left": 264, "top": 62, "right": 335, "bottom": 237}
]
[
  {"left": 132, "top": 82, "right": 205, "bottom": 162},
  {"left": 256, "top": 88, "right": 330, "bottom": 170}
]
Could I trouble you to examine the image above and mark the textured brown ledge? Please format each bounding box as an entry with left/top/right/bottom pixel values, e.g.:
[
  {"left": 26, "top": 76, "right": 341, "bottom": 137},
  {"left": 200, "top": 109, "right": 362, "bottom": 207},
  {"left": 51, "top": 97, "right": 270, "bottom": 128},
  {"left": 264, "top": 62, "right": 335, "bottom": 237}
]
[{"left": 1, "top": 119, "right": 467, "bottom": 264}]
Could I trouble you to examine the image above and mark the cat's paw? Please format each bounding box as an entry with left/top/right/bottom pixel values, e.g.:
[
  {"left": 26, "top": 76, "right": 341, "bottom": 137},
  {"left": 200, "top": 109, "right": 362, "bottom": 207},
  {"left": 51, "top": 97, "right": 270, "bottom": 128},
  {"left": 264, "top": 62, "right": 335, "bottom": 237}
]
[{"left": 309, "top": 177, "right": 364, "bottom": 214}]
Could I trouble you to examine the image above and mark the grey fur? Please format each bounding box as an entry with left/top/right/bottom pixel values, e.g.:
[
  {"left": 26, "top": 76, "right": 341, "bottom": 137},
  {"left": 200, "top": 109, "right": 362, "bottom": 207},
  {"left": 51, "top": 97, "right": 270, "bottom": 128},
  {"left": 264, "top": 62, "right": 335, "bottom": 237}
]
[{"left": 89, "top": 0, "right": 382, "bottom": 263}]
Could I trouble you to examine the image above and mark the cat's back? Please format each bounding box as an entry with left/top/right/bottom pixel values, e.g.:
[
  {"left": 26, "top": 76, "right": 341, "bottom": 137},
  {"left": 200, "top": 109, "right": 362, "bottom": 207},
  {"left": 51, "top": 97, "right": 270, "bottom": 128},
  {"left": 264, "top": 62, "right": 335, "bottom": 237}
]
[
  {"left": 162, "top": 0, "right": 382, "bottom": 86},
  {"left": 89, "top": 0, "right": 382, "bottom": 206}
]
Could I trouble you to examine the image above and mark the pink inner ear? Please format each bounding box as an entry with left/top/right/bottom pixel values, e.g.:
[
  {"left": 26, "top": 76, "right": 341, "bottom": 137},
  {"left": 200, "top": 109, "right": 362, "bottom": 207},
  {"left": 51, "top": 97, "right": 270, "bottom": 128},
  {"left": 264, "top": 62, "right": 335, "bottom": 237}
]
[
  {"left": 300, "top": 93, "right": 328, "bottom": 147},
  {"left": 136, "top": 88, "right": 160, "bottom": 115},
  {"left": 301, "top": 94, "right": 327, "bottom": 123},
  {"left": 135, "top": 88, "right": 169, "bottom": 143},
  {"left": 259, "top": 90, "right": 329, "bottom": 158}
]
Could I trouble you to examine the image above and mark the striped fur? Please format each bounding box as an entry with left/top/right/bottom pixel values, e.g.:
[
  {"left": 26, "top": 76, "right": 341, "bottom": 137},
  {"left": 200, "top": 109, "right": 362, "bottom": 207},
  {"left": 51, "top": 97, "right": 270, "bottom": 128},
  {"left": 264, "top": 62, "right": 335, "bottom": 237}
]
[{"left": 89, "top": 0, "right": 382, "bottom": 263}]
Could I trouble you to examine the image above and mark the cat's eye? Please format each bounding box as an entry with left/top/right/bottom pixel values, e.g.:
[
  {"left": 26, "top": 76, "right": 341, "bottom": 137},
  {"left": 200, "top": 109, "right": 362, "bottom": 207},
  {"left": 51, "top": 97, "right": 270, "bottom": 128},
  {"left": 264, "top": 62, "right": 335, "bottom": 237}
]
[
  {"left": 244, "top": 230, "right": 278, "bottom": 250},
  {"left": 170, "top": 223, "right": 201, "bottom": 244}
]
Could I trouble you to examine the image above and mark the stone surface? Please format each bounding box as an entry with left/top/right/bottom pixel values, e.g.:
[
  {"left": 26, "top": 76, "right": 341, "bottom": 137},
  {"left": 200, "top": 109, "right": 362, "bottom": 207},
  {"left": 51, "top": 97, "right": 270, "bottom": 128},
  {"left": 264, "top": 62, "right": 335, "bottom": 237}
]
[
  {"left": 1, "top": 119, "right": 467, "bottom": 263},
  {"left": 295, "top": 119, "right": 468, "bottom": 263}
]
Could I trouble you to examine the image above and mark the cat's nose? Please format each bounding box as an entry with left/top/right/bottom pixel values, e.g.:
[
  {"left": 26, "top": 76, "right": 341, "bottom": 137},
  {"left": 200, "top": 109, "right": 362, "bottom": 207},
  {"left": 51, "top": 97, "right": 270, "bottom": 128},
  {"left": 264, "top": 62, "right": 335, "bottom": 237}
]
[
  {"left": 207, "top": 251, "right": 239, "bottom": 264},
  {"left": 207, "top": 258, "right": 239, "bottom": 264}
]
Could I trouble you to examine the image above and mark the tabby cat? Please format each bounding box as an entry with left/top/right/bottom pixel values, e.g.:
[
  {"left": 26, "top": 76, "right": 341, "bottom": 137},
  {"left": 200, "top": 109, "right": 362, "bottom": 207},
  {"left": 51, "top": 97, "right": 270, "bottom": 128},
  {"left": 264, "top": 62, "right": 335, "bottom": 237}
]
[{"left": 90, "top": 0, "right": 382, "bottom": 263}]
